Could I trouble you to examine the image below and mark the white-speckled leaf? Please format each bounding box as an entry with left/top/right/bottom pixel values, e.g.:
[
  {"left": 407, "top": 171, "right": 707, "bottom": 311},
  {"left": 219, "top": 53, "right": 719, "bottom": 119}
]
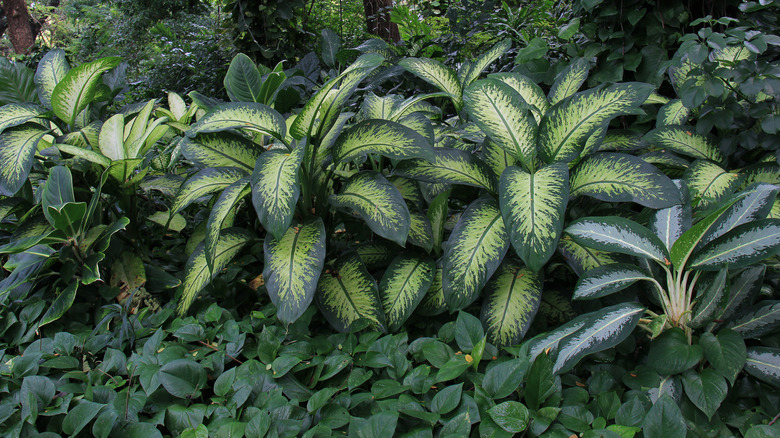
[
  {"left": 565, "top": 216, "right": 669, "bottom": 263},
  {"left": 649, "top": 180, "right": 691, "bottom": 251},
  {"left": 548, "top": 58, "right": 589, "bottom": 105},
  {"left": 728, "top": 302, "right": 780, "bottom": 339},
  {"left": 0, "top": 124, "right": 49, "bottom": 196},
  {"left": 399, "top": 57, "right": 463, "bottom": 111},
  {"left": 684, "top": 160, "right": 743, "bottom": 210},
  {"left": 170, "top": 167, "right": 248, "bottom": 215},
  {"left": 744, "top": 347, "right": 780, "bottom": 387},
  {"left": 393, "top": 147, "right": 498, "bottom": 193},
  {"left": 251, "top": 143, "right": 305, "bottom": 240},
  {"left": 480, "top": 261, "right": 542, "bottom": 347},
  {"left": 51, "top": 56, "right": 121, "bottom": 126},
  {"left": 333, "top": 119, "right": 434, "bottom": 163},
  {"left": 316, "top": 253, "right": 385, "bottom": 332},
  {"left": 35, "top": 49, "right": 70, "bottom": 110},
  {"left": 488, "top": 72, "right": 550, "bottom": 123},
  {"left": 574, "top": 263, "right": 653, "bottom": 300},
  {"left": 204, "top": 177, "right": 250, "bottom": 271},
  {"left": 656, "top": 100, "right": 691, "bottom": 127},
  {"left": 380, "top": 254, "right": 435, "bottom": 331},
  {"left": 689, "top": 219, "right": 780, "bottom": 271},
  {"left": 186, "top": 102, "right": 286, "bottom": 140},
  {"left": 179, "top": 132, "right": 263, "bottom": 172},
  {"left": 644, "top": 126, "right": 723, "bottom": 163},
  {"left": 697, "top": 183, "right": 779, "bottom": 249}
]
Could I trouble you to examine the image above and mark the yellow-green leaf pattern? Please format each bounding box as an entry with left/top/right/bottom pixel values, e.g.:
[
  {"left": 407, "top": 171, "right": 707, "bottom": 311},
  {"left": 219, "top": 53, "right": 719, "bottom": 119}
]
[
  {"left": 557, "top": 235, "right": 626, "bottom": 276},
  {"left": 399, "top": 57, "right": 463, "bottom": 111},
  {"left": 355, "top": 240, "right": 397, "bottom": 270},
  {"left": 644, "top": 126, "right": 723, "bottom": 163},
  {"left": 332, "top": 119, "right": 434, "bottom": 163},
  {"left": 656, "top": 100, "right": 691, "bottom": 127},
  {"left": 51, "top": 56, "right": 121, "bottom": 126},
  {"left": 460, "top": 38, "right": 512, "bottom": 88},
  {"left": 98, "top": 113, "right": 125, "bottom": 161},
  {"left": 180, "top": 132, "right": 262, "bottom": 173},
  {"left": 427, "top": 189, "right": 450, "bottom": 256},
  {"left": 170, "top": 167, "right": 248, "bottom": 215},
  {"left": 689, "top": 219, "right": 780, "bottom": 271},
  {"left": 380, "top": 254, "right": 436, "bottom": 331},
  {"left": 417, "top": 263, "right": 447, "bottom": 316},
  {"left": 684, "top": 160, "right": 743, "bottom": 210},
  {"left": 0, "top": 103, "right": 48, "bottom": 135},
  {"left": 408, "top": 210, "right": 434, "bottom": 253},
  {"left": 481, "top": 261, "right": 542, "bottom": 347},
  {"left": 489, "top": 72, "right": 550, "bottom": 123},
  {"left": 186, "top": 102, "right": 286, "bottom": 140},
  {"left": 204, "top": 178, "right": 250, "bottom": 272},
  {"left": 548, "top": 58, "right": 589, "bottom": 105},
  {"left": 251, "top": 143, "right": 305, "bottom": 240},
  {"left": 482, "top": 138, "right": 519, "bottom": 180},
  {"left": 393, "top": 147, "right": 498, "bottom": 193},
  {"left": 0, "top": 124, "right": 49, "bottom": 196},
  {"left": 316, "top": 253, "right": 385, "bottom": 332},
  {"left": 34, "top": 49, "right": 70, "bottom": 110}
]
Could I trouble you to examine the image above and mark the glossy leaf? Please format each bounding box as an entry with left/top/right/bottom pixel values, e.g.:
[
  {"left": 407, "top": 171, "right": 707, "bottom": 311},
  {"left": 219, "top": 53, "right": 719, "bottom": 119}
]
[
  {"left": 689, "top": 267, "right": 728, "bottom": 329},
  {"left": 204, "top": 178, "right": 250, "bottom": 271},
  {"left": 683, "top": 160, "right": 742, "bottom": 210},
  {"left": 251, "top": 143, "right": 305, "bottom": 240},
  {"left": 224, "top": 53, "right": 261, "bottom": 103},
  {"left": 744, "top": 347, "right": 780, "bottom": 387},
  {"left": 728, "top": 301, "right": 780, "bottom": 339},
  {"left": 0, "top": 124, "right": 49, "bottom": 196},
  {"left": 179, "top": 132, "right": 262, "bottom": 173},
  {"left": 332, "top": 119, "right": 434, "bottom": 163},
  {"left": 642, "top": 395, "right": 686, "bottom": 438},
  {"left": 170, "top": 167, "right": 247, "bottom": 215},
  {"left": 316, "top": 253, "right": 385, "bottom": 332},
  {"left": 480, "top": 261, "right": 542, "bottom": 347},
  {"left": 656, "top": 100, "right": 691, "bottom": 127},
  {"left": 565, "top": 216, "right": 669, "bottom": 263},
  {"left": 51, "top": 56, "right": 121, "bottom": 126},
  {"left": 548, "top": 58, "right": 589, "bottom": 105},
  {"left": 98, "top": 113, "right": 125, "bottom": 161},
  {"left": 644, "top": 126, "right": 723, "bottom": 163},
  {"left": 0, "top": 103, "right": 48, "bottom": 135},
  {"left": 700, "top": 330, "right": 746, "bottom": 385},
  {"left": 408, "top": 210, "right": 434, "bottom": 253},
  {"left": 186, "top": 102, "right": 286, "bottom": 140},
  {"left": 34, "top": 49, "right": 70, "bottom": 110},
  {"left": 489, "top": 72, "right": 550, "bottom": 122},
  {"left": 557, "top": 235, "right": 625, "bottom": 276},
  {"left": 689, "top": 219, "right": 780, "bottom": 270},
  {"left": 393, "top": 147, "right": 498, "bottom": 193},
  {"left": 399, "top": 57, "right": 463, "bottom": 110},
  {"left": 719, "top": 264, "right": 765, "bottom": 321},
  {"left": 697, "top": 183, "right": 779, "bottom": 249},
  {"left": 574, "top": 263, "right": 653, "bottom": 300},
  {"left": 649, "top": 180, "right": 691, "bottom": 251},
  {"left": 38, "top": 282, "right": 78, "bottom": 328},
  {"left": 379, "top": 254, "right": 435, "bottom": 331}
]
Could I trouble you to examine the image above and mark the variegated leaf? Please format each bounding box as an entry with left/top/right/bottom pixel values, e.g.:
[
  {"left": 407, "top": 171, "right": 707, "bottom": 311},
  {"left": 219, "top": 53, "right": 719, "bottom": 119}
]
[
  {"left": 355, "top": 240, "right": 398, "bottom": 270},
  {"left": 124, "top": 100, "right": 155, "bottom": 155},
  {"left": 186, "top": 102, "right": 286, "bottom": 140},
  {"left": 0, "top": 124, "right": 49, "bottom": 196},
  {"left": 264, "top": 218, "right": 327, "bottom": 324},
  {"left": 177, "top": 228, "right": 252, "bottom": 314},
  {"left": 56, "top": 143, "right": 110, "bottom": 167},
  {"left": 98, "top": 113, "right": 125, "bottom": 161},
  {"left": 574, "top": 263, "right": 653, "bottom": 300},
  {"left": 380, "top": 254, "right": 436, "bottom": 331},
  {"left": 488, "top": 72, "right": 550, "bottom": 122},
  {"left": 569, "top": 153, "right": 682, "bottom": 208},
  {"left": 548, "top": 58, "right": 589, "bottom": 105},
  {"left": 179, "top": 132, "right": 262, "bottom": 172},
  {"left": 538, "top": 83, "right": 654, "bottom": 164},
  {"left": 644, "top": 126, "right": 724, "bottom": 163},
  {"left": 597, "top": 130, "right": 646, "bottom": 152},
  {"left": 251, "top": 142, "right": 305, "bottom": 240},
  {"left": 170, "top": 167, "right": 248, "bottom": 215},
  {"left": 460, "top": 39, "right": 511, "bottom": 88},
  {"left": 393, "top": 147, "right": 498, "bottom": 193},
  {"left": 499, "top": 164, "right": 568, "bottom": 272},
  {"left": 399, "top": 57, "right": 463, "bottom": 111},
  {"left": 361, "top": 93, "right": 401, "bottom": 119},
  {"left": 718, "top": 264, "right": 765, "bottom": 322},
  {"left": 463, "top": 79, "right": 538, "bottom": 170},
  {"left": 329, "top": 172, "right": 410, "bottom": 246},
  {"left": 728, "top": 302, "right": 780, "bottom": 339},
  {"left": 316, "top": 253, "right": 385, "bottom": 332},
  {"left": 557, "top": 235, "right": 626, "bottom": 276},
  {"left": 417, "top": 262, "right": 447, "bottom": 316},
  {"left": 689, "top": 219, "right": 780, "bottom": 271},
  {"left": 34, "top": 49, "right": 70, "bottom": 110},
  {"left": 204, "top": 178, "right": 250, "bottom": 271},
  {"left": 332, "top": 119, "right": 434, "bottom": 163},
  {"left": 443, "top": 197, "right": 510, "bottom": 310},
  {"left": 0, "top": 103, "right": 49, "bottom": 135},
  {"left": 740, "top": 162, "right": 780, "bottom": 187},
  {"left": 689, "top": 267, "right": 729, "bottom": 329},
  {"left": 649, "top": 180, "right": 691, "bottom": 251},
  {"left": 398, "top": 112, "right": 435, "bottom": 145},
  {"left": 697, "top": 183, "right": 779, "bottom": 249},
  {"left": 480, "top": 261, "right": 542, "bottom": 347},
  {"left": 389, "top": 92, "right": 446, "bottom": 120},
  {"left": 744, "top": 347, "right": 780, "bottom": 387},
  {"left": 408, "top": 210, "right": 434, "bottom": 253},
  {"left": 51, "top": 56, "right": 121, "bottom": 126},
  {"left": 656, "top": 100, "right": 691, "bottom": 127},
  {"left": 428, "top": 189, "right": 450, "bottom": 255},
  {"left": 224, "top": 53, "right": 262, "bottom": 103},
  {"left": 526, "top": 314, "right": 589, "bottom": 361},
  {"left": 390, "top": 176, "right": 425, "bottom": 210},
  {"left": 684, "top": 160, "right": 743, "bottom": 210},
  {"left": 482, "top": 138, "right": 519, "bottom": 180},
  {"left": 565, "top": 216, "right": 669, "bottom": 263}
]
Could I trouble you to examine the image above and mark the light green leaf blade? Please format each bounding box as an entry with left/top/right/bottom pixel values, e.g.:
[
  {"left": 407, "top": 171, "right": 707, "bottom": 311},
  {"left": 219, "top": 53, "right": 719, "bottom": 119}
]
[
  {"left": 186, "top": 102, "right": 286, "bottom": 140},
  {"left": 644, "top": 126, "right": 724, "bottom": 163},
  {"left": 170, "top": 167, "right": 248, "bottom": 215},
  {"left": 333, "top": 119, "right": 434, "bottom": 163},
  {"left": 224, "top": 53, "right": 262, "bottom": 103},
  {"left": 461, "top": 38, "right": 512, "bottom": 88},
  {"left": 689, "top": 219, "right": 780, "bottom": 270},
  {"left": 205, "top": 177, "right": 250, "bottom": 272},
  {"left": 548, "top": 58, "right": 589, "bottom": 105},
  {"left": 408, "top": 210, "right": 434, "bottom": 253},
  {"left": 417, "top": 262, "right": 447, "bottom": 316},
  {"left": 264, "top": 218, "right": 326, "bottom": 324},
  {"left": 177, "top": 228, "right": 252, "bottom": 314},
  {"left": 0, "top": 103, "right": 48, "bottom": 135},
  {"left": 399, "top": 57, "right": 463, "bottom": 111},
  {"left": 380, "top": 254, "right": 436, "bottom": 331},
  {"left": 538, "top": 83, "right": 654, "bottom": 164},
  {"left": 597, "top": 130, "right": 646, "bottom": 152},
  {"left": 316, "top": 253, "right": 386, "bottom": 332},
  {"left": 557, "top": 235, "right": 626, "bottom": 276},
  {"left": 51, "top": 56, "right": 121, "bottom": 126},
  {"left": 393, "top": 147, "right": 498, "bottom": 193},
  {"left": 744, "top": 347, "right": 780, "bottom": 387},
  {"left": 683, "top": 160, "right": 743, "bottom": 210},
  {"left": 443, "top": 197, "right": 509, "bottom": 310},
  {"left": 565, "top": 216, "right": 669, "bottom": 263},
  {"left": 488, "top": 72, "right": 550, "bottom": 123},
  {"left": 482, "top": 138, "right": 519, "bottom": 180},
  {"left": 98, "top": 113, "right": 125, "bottom": 161},
  {"left": 656, "top": 100, "right": 691, "bottom": 127},
  {"left": 35, "top": 49, "right": 70, "bottom": 110},
  {"left": 0, "top": 124, "right": 49, "bottom": 196},
  {"left": 251, "top": 143, "right": 305, "bottom": 240},
  {"left": 574, "top": 263, "right": 653, "bottom": 300},
  {"left": 481, "top": 261, "right": 542, "bottom": 347},
  {"left": 499, "top": 164, "right": 568, "bottom": 272},
  {"left": 329, "top": 172, "right": 411, "bottom": 246},
  {"left": 569, "top": 152, "right": 682, "bottom": 208},
  {"left": 179, "top": 132, "right": 262, "bottom": 173}
]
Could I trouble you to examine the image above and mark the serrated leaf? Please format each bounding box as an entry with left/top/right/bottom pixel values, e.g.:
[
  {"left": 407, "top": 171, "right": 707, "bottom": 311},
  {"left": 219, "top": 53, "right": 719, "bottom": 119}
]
[
  {"left": 488, "top": 72, "right": 550, "bottom": 122},
  {"left": 264, "top": 218, "right": 326, "bottom": 324},
  {"left": 644, "top": 126, "right": 724, "bottom": 163},
  {"left": 380, "top": 254, "right": 435, "bottom": 331},
  {"left": 689, "top": 219, "right": 780, "bottom": 270},
  {"left": 205, "top": 178, "right": 250, "bottom": 271},
  {"left": 0, "top": 124, "right": 49, "bottom": 196},
  {"left": 574, "top": 263, "right": 653, "bottom": 300},
  {"left": 500, "top": 164, "right": 568, "bottom": 272},
  {"left": 179, "top": 132, "right": 263, "bottom": 173},
  {"left": 569, "top": 153, "right": 682, "bottom": 208},
  {"left": 548, "top": 58, "right": 589, "bottom": 105},
  {"left": 329, "top": 172, "right": 410, "bottom": 246},
  {"left": 186, "top": 102, "right": 286, "bottom": 140},
  {"left": 251, "top": 143, "right": 304, "bottom": 240},
  {"left": 35, "top": 49, "right": 70, "bottom": 110},
  {"left": 170, "top": 167, "right": 248, "bottom": 215},
  {"left": 332, "top": 119, "right": 434, "bottom": 163},
  {"left": 443, "top": 197, "right": 509, "bottom": 310},
  {"left": 683, "top": 160, "right": 742, "bottom": 210},
  {"left": 0, "top": 103, "right": 48, "bottom": 135},
  {"left": 316, "top": 253, "right": 385, "bottom": 332},
  {"left": 744, "top": 347, "right": 780, "bottom": 387},
  {"left": 656, "top": 100, "right": 691, "bottom": 127},
  {"left": 481, "top": 261, "right": 542, "bottom": 347},
  {"left": 224, "top": 53, "right": 262, "bottom": 103},
  {"left": 565, "top": 216, "right": 669, "bottom": 263},
  {"left": 399, "top": 57, "right": 463, "bottom": 110},
  {"left": 728, "top": 301, "right": 780, "bottom": 339},
  {"left": 51, "top": 56, "right": 121, "bottom": 126},
  {"left": 393, "top": 147, "right": 497, "bottom": 193},
  {"left": 538, "top": 83, "right": 654, "bottom": 163}
]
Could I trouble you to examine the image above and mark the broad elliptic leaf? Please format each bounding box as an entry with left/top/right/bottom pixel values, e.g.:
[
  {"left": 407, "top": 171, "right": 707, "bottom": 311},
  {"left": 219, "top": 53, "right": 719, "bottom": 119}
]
[
  {"left": 393, "top": 147, "right": 498, "bottom": 193},
  {"left": 642, "top": 395, "right": 686, "bottom": 438},
  {"left": 417, "top": 262, "right": 447, "bottom": 316},
  {"left": 460, "top": 38, "right": 511, "bottom": 88},
  {"left": 379, "top": 254, "right": 435, "bottom": 331},
  {"left": 332, "top": 119, "right": 434, "bottom": 163},
  {"left": 553, "top": 302, "right": 645, "bottom": 373},
  {"left": 649, "top": 180, "right": 691, "bottom": 251},
  {"left": 98, "top": 113, "right": 125, "bottom": 161},
  {"left": 316, "top": 253, "right": 385, "bottom": 332},
  {"left": 38, "top": 282, "right": 78, "bottom": 328},
  {"left": 399, "top": 57, "right": 463, "bottom": 110},
  {"left": 252, "top": 143, "right": 305, "bottom": 240},
  {"left": 0, "top": 103, "right": 48, "bottom": 135},
  {"left": 179, "top": 132, "right": 262, "bottom": 173},
  {"left": 35, "top": 49, "right": 70, "bottom": 110},
  {"left": 538, "top": 83, "right": 654, "bottom": 163},
  {"left": 224, "top": 53, "right": 262, "bottom": 103},
  {"left": 329, "top": 172, "right": 410, "bottom": 246},
  {"left": 644, "top": 126, "right": 724, "bottom": 163},
  {"left": 482, "top": 138, "right": 519, "bottom": 180},
  {"left": 700, "top": 330, "right": 746, "bottom": 385},
  {"left": 463, "top": 79, "right": 538, "bottom": 169},
  {"left": 683, "top": 160, "right": 742, "bottom": 210},
  {"left": 205, "top": 178, "right": 250, "bottom": 271},
  {"left": 569, "top": 153, "right": 682, "bottom": 208},
  {"left": 408, "top": 210, "right": 434, "bottom": 253},
  {"left": 489, "top": 72, "right": 550, "bottom": 122},
  {"left": 178, "top": 228, "right": 252, "bottom": 314},
  {"left": 548, "top": 58, "right": 589, "bottom": 105},
  {"left": 697, "top": 183, "right": 779, "bottom": 249},
  {"left": 689, "top": 219, "right": 780, "bottom": 270},
  {"left": 443, "top": 197, "right": 509, "bottom": 310},
  {"left": 186, "top": 102, "right": 286, "bottom": 140},
  {"left": 51, "top": 56, "right": 121, "bottom": 126},
  {"left": 264, "top": 218, "right": 326, "bottom": 324},
  {"left": 480, "top": 261, "right": 542, "bottom": 347},
  {"left": 170, "top": 167, "right": 248, "bottom": 215},
  {"left": 573, "top": 263, "right": 654, "bottom": 300},
  {"left": 744, "top": 347, "right": 780, "bottom": 387},
  {"left": 499, "top": 164, "right": 568, "bottom": 272},
  {"left": 321, "top": 28, "right": 341, "bottom": 68},
  {"left": 0, "top": 124, "right": 49, "bottom": 196},
  {"left": 557, "top": 235, "right": 625, "bottom": 276},
  {"left": 656, "top": 100, "right": 691, "bottom": 127},
  {"left": 727, "top": 301, "right": 780, "bottom": 339},
  {"left": 565, "top": 216, "right": 669, "bottom": 263}
]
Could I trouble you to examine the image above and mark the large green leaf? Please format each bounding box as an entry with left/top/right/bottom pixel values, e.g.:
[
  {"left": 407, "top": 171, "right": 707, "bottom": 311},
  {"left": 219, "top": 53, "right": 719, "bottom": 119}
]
[
  {"left": 656, "top": 100, "right": 691, "bottom": 127},
  {"left": 727, "top": 301, "right": 780, "bottom": 339},
  {"left": 51, "top": 56, "right": 121, "bottom": 126},
  {"left": 408, "top": 210, "right": 434, "bottom": 253},
  {"left": 488, "top": 72, "right": 550, "bottom": 122},
  {"left": 428, "top": 189, "right": 450, "bottom": 256},
  {"left": 264, "top": 218, "right": 326, "bottom": 324},
  {"left": 204, "top": 178, "right": 250, "bottom": 272},
  {"left": 553, "top": 303, "right": 645, "bottom": 373},
  {"left": 34, "top": 49, "right": 70, "bottom": 110},
  {"left": 224, "top": 53, "right": 262, "bottom": 103},
  {"left": 393, "top": 147, "right": 498, "bottom": 193},
  {"left": 332, "top": 119, "right": 434, "bottom": 163},
  {"left": 689, "top": 219, "right": 780, "bottom": 270},
  {"left": 569, "top": 153, "right": 682, "bottom": 208},
  {"left": 97, "top": 113, "right": 125, "bottom": 161},
  {"left": 443, "top": 197, "right": 509, "bottom": 310},
  {"left": 480, "top": 261, "right": 542, "bottom": 347},
  {"left": 482, "top": 138, "right": 519, "bottom": 180},
  {"left": 718, "top": 264, "right": 765, "bottom": 321},
  {"left": 0, "top": 103, "right": 48, "bottom": 135},
  {"left": 548, "top": 58, "right": 589, "bottom": 105},
  {"left": 316, "top": 253, "right": 385, "bottom": 332},
  {"left": 329, "top": 172, "right": 410, "bottom": 246},
  {"left": 557, "top": 235, "right": 625, "bottom": 276},
  {"left": 700, "top": 329, "right": 746, "bottom": 385},
  {"left": 251, "top": 142, "right": 305, "bottom": 240},
  {"left": 573, "top": 263, "right": 654, "bottom": 300},
  {"left": 565, "top": 216, "right": 669, "bottom": 263},
  {"left": 644, "top": 126, "right": 724, "bottom": 163},
  {"left": 0, "top": 59, "right": 37, "bottom": 106},
  {"left": 417, "top": 262, "right": 447, "bottom": 316},
  {"left": 179, "top": 132, "right": 262, "bottom": 172},
  {"left": 38, "top": 282, "right": 78, "bottom": 328},
  {"left": 499, "top": 164, "right": 568, "bottom": 272},
  {"left": 744, "top": 347, "right": 780, "bottom": 387},
  {"left": 186, "top": 102, "right": 286, "bottom": 140},
  {"left": 683, "top": 160, "right": 742, "bottom": 210},
  {"left": 697, "top": 184, "right": 779, "bottom": 249},
  {"left": 170, "top": 167, "right": 248, "bottom": 215},
  {"left": 0, "top": 124, "right": 49, "bottom": 196},
  {"left": 399, "top": 57, "right": 463, "bottom": 111},
  {"left": 463, "top": 79, "right": 538, "bottom": 170},
  {"left": 649, "top": 180, "right": 691, "bottom": 251},
  {"left": 178, "top": 228, "right": 252, "bottom": 314},
  {"left": 379, "top": 254, "right": 435, "bottom": 331},
  {"left": 538, "top": 83, "right": 654, "bottom": 163},
  {"left": 460, "top": 38, "right": 512, "bottom": 88}
]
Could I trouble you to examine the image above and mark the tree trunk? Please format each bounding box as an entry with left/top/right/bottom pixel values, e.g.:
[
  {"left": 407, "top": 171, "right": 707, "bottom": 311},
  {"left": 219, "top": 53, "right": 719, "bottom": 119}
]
[
  {"left": 2, "top": 0, "right": 35, "bottom": 54},
  {"left": 362, "top": 0, "right": 400, "bottom": 43}
]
